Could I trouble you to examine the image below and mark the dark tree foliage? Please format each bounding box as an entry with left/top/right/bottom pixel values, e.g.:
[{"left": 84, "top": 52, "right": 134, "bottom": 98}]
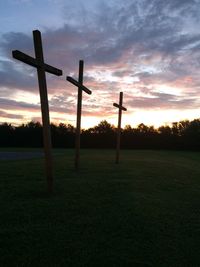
[
  {"left": 81, "top": 120, "right": 115, "bottom": 148},
  {"left": 1, "top": 119, "right": 200, "bottom": 150},
  {"left": 51, "top": 123, "right": 75, "bottom": 148}
]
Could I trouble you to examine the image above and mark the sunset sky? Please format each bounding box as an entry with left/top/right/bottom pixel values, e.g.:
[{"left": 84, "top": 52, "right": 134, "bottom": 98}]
[{"left": 0, "top": 0, "right": 200, "bottom": 128}]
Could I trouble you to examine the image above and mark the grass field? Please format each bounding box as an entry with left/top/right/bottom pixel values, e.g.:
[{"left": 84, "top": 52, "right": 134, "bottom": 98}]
[{"left": 0, "top": 149, "right": 200, "bottom": 266}]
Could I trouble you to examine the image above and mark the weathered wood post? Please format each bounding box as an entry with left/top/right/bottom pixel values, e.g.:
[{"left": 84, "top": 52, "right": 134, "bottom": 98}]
[
  {"left": 12, "top": 30, "right": 62, "bottom": 193},
  {"left": 66, "top": 60, "right": 92, "bottom": 169},
  {"left": 113, "top": 92, "right": 127, "bottom": 164}
]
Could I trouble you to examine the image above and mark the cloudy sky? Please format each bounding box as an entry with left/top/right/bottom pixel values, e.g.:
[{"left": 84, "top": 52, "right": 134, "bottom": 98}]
[{"left": 0, "top": 0, "right": 200, "bottom": 128}]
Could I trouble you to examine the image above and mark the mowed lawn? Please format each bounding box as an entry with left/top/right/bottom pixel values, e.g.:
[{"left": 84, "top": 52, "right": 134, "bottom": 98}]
[{"left": 0, "top": 149, "right": 200, "bottom": 266}]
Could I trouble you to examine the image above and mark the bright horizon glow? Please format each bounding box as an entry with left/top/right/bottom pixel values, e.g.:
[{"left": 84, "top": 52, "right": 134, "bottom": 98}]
[
  {"left": 0, "top": 81, "right": 200, "bottom": 129},
  {"left": 1, "top": 108, "right": 200, "bottom": 129}
]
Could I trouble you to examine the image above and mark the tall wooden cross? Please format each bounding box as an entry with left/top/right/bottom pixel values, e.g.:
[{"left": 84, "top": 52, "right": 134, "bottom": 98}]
[
  {"left": 66, "top": 60, "right": 92, "bottom": 169},
  {"left": 113, "top": 92, "right": 127, "bottom": 164},
  {"left": 12, "top": 30, "right": 62, "bottom": 193}
]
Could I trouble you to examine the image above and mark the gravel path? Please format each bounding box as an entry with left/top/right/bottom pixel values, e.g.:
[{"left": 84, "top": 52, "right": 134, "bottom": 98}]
[{"left": 0, "top": 151, "right": 44, "bottom": 160}]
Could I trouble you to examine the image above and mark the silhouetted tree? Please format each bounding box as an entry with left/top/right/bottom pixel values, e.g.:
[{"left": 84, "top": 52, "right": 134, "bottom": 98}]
[
  {"left": 81, "top": 120, "right": 115, "bottom": 148},
  {"left": 0, "top": 123, "right": 14, "bottom": 146},
  {"left": 1, "top": 118, "right": 200, "bottom": 150},
  {"left": 92, "top": 120, "right": 115, "bottom": 134}
]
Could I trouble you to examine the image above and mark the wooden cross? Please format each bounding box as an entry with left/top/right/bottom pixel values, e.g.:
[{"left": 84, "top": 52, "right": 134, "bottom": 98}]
[
  {"left": 66, "top": 60, "right": 92, "bottom": 169},
  {"left": 113, "top": 92, "right": 127, "bottom": 164},
  {"left": 12, "top": 30, "right": 62, "bottom": 194}
]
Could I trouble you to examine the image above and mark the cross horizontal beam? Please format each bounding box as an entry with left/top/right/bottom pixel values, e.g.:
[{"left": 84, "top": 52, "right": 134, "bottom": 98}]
[
  {"left": 66, "top": 76, "right": 92, "bottom": 95},
  {"left": 113, "top": 102, "right": 127, "bottom": 111},
  {"left": 12, "top": 50, "right": 62, "bottom": 76}
]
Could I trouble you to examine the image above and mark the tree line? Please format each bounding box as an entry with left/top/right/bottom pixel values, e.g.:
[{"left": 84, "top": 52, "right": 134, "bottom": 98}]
[{"left": 1, "top": 119, "right": 200, "bottom": 150}]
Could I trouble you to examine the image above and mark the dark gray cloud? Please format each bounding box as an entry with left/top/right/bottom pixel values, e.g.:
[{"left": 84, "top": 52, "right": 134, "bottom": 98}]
[
  {"left": 126, "top": 92, "right": 198, "bottom": 109},
  {"left": 49, "top": 95, "right": 76, "bottom": 113},
  {"left": 0, "top": 97, "right": 40, "bottom": 111},
  {"left": 0, "top": 32, "right": 33, "bottom": 57},
  {"left": 0, "top": 96, "right": 76, "bottom": 115},
  {"left": 0, "top": 60, "right": 37, "bottom": 91},
  {"left": 0, "top": 109, "right": 24, "bottom": 119}
]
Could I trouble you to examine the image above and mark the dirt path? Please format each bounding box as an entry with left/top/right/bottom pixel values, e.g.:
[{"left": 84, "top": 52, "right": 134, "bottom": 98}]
[{"left": 0, "top": 151, "right": 44, "bottom": 160}]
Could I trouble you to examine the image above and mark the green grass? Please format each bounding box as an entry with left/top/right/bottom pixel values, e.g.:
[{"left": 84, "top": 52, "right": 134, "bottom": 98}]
[{"left": 0, "top": 149, "right": 200, "bottom": 266}]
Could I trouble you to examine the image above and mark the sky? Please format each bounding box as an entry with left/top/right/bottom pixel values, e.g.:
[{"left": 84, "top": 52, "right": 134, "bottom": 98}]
[{"left": 0, "top": 0, "right": 200, "bottom": 129}]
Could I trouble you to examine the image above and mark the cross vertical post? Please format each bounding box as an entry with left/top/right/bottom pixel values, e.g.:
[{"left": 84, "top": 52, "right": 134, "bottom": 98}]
[
  {"left": 12, "top": 30, "right": 62, "bottom": 193},
  {"left": 113, "top": 92, "right": 127, "bottom": 164},
  {"left": 33, "top": 31, "right": 53, "bottom": 193},
  {"left": 75, "top": 60, "right": 84, "bottom": 169},
  {"left": 66, "top": 60, "right": 92, "bottom": 169}
]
